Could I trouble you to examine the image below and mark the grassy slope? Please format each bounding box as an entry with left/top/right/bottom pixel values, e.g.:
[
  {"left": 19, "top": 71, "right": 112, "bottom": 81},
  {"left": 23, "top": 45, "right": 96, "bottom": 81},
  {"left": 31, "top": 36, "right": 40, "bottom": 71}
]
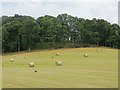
[
  {"left": 2, "top": 47, "right": 118, "bottom": 88},
  {"left": 0, "top": 56, "right": 2, "bottom": 89}
]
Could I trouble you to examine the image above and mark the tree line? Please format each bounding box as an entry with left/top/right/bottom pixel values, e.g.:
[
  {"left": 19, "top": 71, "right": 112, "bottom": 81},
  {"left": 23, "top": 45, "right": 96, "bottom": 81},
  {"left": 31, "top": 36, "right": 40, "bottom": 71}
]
[{"left": 1, "top": 14, "right": 120, "bottom": 52}]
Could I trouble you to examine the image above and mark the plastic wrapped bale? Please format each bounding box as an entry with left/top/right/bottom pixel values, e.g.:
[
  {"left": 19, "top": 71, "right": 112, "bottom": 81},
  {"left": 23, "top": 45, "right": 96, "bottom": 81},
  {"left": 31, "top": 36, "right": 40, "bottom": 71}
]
[
  {"left": 28, "top": 62, "right": 35, "bottom": 67},
  {"left": 56, "top": 53, "right": 60, "bottom": 56},
  {"left": 10, "top": 58, "right": 14, "bottom": 62},
  {"left": 84, "top": 54, "right": 88, "bottom": 57},
  {"left": 56, "top": 61, "right": 62, "bottom": 66},
  {"left": 0, "top": 56, "right": 2, "bottom": 59}
]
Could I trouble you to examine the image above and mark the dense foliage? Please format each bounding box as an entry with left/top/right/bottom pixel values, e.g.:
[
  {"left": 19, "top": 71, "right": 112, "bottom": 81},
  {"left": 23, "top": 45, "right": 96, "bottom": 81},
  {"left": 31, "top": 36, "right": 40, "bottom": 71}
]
[{"left": 1, "top": 14, "right": 120, "bottom": 52}]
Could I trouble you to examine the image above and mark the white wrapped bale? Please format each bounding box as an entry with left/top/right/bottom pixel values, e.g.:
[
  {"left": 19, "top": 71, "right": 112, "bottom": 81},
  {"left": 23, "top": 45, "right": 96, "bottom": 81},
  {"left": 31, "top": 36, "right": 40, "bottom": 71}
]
[
  {"left": 28, "top": 62, "right": 35, "bottom": 67},
  {"left": 0, "top": 56, "right": 2, "bottom": 59},
  {"left": 10, "top": 58, "right": 14, "bottom": 62},
  {"left": 56, "top": 53, "right": 60, "bottom": 56},
  {"left": 56, "top": 61, "right": 62, "bottom": 66},
  {"left": 84, "top": 54, "right": 88, "bottom": 57}
]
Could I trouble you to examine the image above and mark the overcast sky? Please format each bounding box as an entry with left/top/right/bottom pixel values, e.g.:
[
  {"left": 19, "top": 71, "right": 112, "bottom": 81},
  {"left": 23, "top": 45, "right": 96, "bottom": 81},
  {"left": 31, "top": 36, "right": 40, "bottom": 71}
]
[{"left": 1, "top": 0, "right": 119, "bottom": 24}]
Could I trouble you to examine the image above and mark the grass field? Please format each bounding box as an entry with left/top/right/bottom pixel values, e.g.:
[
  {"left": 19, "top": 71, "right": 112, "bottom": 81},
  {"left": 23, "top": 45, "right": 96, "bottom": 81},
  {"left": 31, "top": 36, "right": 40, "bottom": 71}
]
[
  {"left": 0, "top": 55, "right": 2, "bottom": 89},
  {"left": 2, "top": 47, "right": 118, "bottom": 88}
]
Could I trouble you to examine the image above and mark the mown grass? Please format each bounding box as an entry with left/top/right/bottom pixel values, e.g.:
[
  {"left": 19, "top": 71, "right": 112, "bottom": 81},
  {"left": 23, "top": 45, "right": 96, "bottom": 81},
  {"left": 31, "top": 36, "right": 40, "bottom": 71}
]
[
  {"left": 0, "top": 57, "right": 2, "bottom": 89},
  {"left": 2, "top": 47, "right": 118, "bottom": 88}
]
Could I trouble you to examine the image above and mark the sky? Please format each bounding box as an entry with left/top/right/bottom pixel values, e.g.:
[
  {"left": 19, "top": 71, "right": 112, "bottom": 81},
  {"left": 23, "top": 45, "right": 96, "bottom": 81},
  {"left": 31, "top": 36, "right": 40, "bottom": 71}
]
[{"left": 0, "top": 0, "right": 120, "bottom": 24}]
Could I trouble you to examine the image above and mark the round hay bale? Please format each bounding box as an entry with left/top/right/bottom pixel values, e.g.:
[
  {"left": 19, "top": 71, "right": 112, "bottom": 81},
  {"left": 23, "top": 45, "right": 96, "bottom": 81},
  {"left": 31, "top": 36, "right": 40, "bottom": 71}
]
[
  {"left": 56, "top": 53, "right": 60, "bottom": 56},
  {"left": 28, "top": 62, "right": 34, "bottom": 67},
  {"left": 56, "top": 61, "right": 62, "bottom": 66},
  {"left": 84, "top": 54, "right": 88, "bottom": 57},
  {"left": 10, "top": 58, "right": 14, "bottom": 62}
]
